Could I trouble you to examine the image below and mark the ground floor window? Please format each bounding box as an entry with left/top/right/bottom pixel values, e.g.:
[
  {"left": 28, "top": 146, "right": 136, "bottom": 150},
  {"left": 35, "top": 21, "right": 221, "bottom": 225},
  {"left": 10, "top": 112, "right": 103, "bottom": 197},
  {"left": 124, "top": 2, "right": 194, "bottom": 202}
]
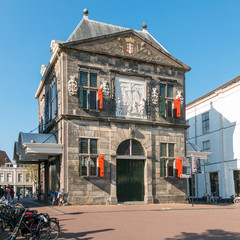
[
  {"left": 233, "top": 170, "right": 240, "bottom": 196},
  {"left": 210, "top": 172, "right": 219, "bottom": 196},
  {"left": 79, "top": 138, "right": 98, "bottom": 177},
  {"left": 160, "top": 143, "right": 175, "bottom": 177}
]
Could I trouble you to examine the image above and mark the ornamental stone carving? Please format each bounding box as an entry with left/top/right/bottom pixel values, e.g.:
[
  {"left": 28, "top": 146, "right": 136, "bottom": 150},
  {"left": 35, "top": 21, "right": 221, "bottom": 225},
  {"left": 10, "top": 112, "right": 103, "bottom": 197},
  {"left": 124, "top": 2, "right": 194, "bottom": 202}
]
[
  {"left": 115, "top": 77, "right": 146, "bottom": 119},
  {"left": 151, "top": 87, "right": 159, "bottom": 105},
  {"left": 100, "top": 80, "right": 110, "bottom": 100},
  {"left": 68, "top": 75, "right": 78, "bottom": 96}
]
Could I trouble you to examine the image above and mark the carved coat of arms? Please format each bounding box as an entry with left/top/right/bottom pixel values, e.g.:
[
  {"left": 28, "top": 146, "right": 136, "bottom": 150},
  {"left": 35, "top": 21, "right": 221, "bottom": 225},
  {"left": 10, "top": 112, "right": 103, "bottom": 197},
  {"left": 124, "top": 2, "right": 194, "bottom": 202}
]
[{"left": 125, "top": 37, "right": 135, "bottom": 54}]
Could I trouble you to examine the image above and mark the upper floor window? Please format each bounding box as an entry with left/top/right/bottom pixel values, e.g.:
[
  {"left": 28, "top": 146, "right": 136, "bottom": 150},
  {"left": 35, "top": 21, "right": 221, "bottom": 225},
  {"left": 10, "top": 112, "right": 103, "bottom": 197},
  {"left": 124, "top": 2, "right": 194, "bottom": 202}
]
[
  {"left": 18, "top": 173, "right": 23, "bottom": 183},
  {"left": 0, "top": 173, "right": 4, "bottom": 182},
  {"left": 79, "top": 138, "right": 98, "bottom": 177},
  {"left": 202, "top": 112, "right": 209, "bottom": 134},
  {"left": 160, "top": 84, "right": 174, "bottom": 118},
  {"left": 26, "top": 173, "right": 30, "bottom": 183},
  {"left": 79, "top": 71, "right": 98, "bottom": 110},
  {"left": 160, "top": 143, "right": 175, "bottom": 177},
  {"left": 203, "top": 140, "right": 211, "bottom": 161},
  {"left": 44, "top": 78, "right": 58, "bottom": 124},
  {"left": 7, "top": 173, "right": 12, "bottom": 183}
]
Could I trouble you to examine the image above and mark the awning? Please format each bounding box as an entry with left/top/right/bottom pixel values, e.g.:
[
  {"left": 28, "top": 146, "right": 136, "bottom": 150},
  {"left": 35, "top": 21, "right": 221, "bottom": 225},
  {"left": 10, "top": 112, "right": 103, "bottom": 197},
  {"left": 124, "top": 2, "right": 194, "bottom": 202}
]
[{"left": 13, "top": 132, "right": 63, "bottom": 164}]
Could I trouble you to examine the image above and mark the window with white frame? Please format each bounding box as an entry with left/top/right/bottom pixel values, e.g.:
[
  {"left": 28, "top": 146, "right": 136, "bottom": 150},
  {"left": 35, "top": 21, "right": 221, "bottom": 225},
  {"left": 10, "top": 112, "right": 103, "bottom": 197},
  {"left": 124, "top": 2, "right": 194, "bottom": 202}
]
[
  {"left": 18, "top": 173, "right": 23, "bottom": 183},
  {"left": 79, "top": 71, "right": 98, "bottom": 110},
  {"left": 79, "top": 138, "right": 98, "bottom": 176},
  {"left": 0, "top": 173, "right": 4, "bottom": 182},
  {"left": 159, "top": 84, "right": 174, "bottom": 118},
  {"left": 160, "top": 143, "right": 175, "bottom": 177},
  {"left": 202, "top": 140, "right": 210, "bottom": 161},
  {"left": 6, "top": 173, "right": 12, "bottom": 183},
  {"left": 202, "top": 112, "right": 209, "bottom": 134},
  {"left": 26, "top": 173, "right": 30, "bottom": 183}
]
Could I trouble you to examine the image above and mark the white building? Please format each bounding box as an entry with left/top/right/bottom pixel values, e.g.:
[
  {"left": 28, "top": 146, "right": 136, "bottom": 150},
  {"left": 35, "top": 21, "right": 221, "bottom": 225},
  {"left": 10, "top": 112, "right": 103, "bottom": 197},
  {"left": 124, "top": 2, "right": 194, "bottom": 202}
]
[
  {"left": 0, "top": 163, "right": 36, "bottom": 197},
  {"left": 186, "top": 75, "right": 240, "bottom": 201}
]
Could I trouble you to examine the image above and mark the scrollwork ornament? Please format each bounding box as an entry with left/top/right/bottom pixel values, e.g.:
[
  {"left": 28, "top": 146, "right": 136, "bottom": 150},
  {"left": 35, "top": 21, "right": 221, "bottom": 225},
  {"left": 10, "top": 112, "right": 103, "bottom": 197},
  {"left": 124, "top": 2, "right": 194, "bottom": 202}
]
[{"left": 151, "top": 87, "right": 159, "bottom": 105}]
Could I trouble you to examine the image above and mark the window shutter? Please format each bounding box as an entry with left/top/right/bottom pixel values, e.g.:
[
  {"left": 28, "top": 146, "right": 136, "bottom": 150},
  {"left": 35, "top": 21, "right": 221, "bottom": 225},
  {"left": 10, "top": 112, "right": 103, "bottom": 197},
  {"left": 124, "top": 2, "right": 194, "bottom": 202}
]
[
  {"left": 98, "top": 155, "right": 104, "bottom": 177},
  {"left": 98, "top": 88, "right": 103, "bottom": 110},
  {"left": 175, "top": 157, "right": 183, "bottom": 178},
  {"left": 159, "top": 96, "right": 165, "bottom": 117},
  {"left": 174, "top": 97, "right": 181, "bottom": 118},
  {"left": 79, "top": 85, "right": 83, "bottom": 108}
]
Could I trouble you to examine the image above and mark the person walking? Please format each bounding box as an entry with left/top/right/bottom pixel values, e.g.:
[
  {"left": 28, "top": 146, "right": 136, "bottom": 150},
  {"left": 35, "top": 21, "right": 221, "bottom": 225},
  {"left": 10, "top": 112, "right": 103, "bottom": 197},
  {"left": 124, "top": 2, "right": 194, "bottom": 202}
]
[
  {"left": 0, "top": 186, "right": 4, "bottom": 199},
  {"left": 6, "top": 185, "right": 12, "bottom": 202}
]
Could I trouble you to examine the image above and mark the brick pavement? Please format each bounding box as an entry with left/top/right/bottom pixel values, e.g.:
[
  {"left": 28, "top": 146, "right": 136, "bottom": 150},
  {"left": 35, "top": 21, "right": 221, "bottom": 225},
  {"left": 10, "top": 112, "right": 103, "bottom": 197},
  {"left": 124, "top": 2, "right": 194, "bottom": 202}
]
[{"left": 18, "top": 198, "right": 240, "bottom": 240}]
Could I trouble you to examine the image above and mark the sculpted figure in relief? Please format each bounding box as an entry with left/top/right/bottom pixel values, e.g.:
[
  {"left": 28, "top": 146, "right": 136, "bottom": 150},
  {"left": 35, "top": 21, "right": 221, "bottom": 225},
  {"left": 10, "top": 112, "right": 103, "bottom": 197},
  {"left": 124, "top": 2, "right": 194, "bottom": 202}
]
[
  {"left": 139, "top": 98, "right": 145, "bottom": 116},
  {"left": 100, "top": 80, "right": 110, "bottom": 100},
  {"left": 68, "top": 75, "right": 78, "bottom": 96}
]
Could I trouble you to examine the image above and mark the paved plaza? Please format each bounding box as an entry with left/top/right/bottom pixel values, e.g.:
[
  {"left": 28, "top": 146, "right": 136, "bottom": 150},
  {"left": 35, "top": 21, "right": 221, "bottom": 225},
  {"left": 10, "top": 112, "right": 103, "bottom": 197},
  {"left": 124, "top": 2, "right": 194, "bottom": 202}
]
[{"left": 20, "top": 198, "right": 240, "bottom": 240}]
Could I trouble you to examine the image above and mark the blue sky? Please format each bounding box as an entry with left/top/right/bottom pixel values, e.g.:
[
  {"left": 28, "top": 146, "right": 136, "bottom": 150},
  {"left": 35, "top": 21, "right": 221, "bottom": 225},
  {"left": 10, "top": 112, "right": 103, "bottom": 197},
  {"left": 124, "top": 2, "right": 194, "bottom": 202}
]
[{"left": 1, "top": 0, "right": 240, "bottom": 159}]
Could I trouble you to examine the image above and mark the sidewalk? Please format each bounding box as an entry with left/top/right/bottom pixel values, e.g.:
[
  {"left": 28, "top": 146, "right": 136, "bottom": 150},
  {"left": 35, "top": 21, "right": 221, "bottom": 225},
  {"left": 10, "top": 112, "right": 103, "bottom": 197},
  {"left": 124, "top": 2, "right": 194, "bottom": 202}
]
[{"left": 16, "top": 198, "right": 240, "bottom": 240}]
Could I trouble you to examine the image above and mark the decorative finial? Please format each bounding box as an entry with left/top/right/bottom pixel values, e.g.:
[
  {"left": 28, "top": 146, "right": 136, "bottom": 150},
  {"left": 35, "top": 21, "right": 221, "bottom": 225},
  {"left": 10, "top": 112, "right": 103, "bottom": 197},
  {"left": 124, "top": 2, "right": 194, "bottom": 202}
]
[
  {"left": 83, "top": 9, "right": 89, "bottom": 19},
  {"left": 142, "top": 23, "right": 147, "bottom": 32}
]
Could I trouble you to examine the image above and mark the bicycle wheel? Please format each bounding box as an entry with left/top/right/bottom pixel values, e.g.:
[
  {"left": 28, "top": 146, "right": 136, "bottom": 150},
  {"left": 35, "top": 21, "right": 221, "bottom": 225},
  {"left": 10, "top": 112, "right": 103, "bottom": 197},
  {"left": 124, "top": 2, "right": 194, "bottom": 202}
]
[
  {"left": 234, "top": 198, "right": 240, "bottom": 204},
  {"left": 39, "top": 220, "right": 60, "bottom": 240},
  {"left": 0, "top": 219, "right": 14, "bottom": 240}
]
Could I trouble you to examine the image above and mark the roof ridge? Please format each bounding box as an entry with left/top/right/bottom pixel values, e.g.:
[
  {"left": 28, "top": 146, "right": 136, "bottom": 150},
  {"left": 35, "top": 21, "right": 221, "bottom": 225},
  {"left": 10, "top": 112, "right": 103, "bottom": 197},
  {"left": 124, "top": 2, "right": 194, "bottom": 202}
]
[{"left": 84, "top": 18, "right": 130, "bottom": 30}]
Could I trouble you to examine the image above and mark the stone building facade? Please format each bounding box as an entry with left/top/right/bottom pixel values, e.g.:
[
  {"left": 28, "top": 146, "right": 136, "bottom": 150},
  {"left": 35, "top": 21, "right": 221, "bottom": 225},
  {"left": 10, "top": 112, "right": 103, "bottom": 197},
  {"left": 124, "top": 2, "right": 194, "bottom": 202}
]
[{"left": 20, "top": 10, "right": 191, "bottom": 205}]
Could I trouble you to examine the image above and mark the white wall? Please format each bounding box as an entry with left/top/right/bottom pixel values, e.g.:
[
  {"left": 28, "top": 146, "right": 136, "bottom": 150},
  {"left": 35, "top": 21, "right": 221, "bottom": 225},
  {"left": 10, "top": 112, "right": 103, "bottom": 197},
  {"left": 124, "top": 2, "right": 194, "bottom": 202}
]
[{"left": 186, "top": 81, "right": 240, "bottom": 199}]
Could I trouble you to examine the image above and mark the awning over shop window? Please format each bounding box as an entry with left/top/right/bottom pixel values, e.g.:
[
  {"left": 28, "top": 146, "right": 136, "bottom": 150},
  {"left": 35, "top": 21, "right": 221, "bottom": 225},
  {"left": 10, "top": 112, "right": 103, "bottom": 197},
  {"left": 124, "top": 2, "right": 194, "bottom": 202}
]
[
  {"left": 186, "top": 141, "right": 211, "bottom": 160},
  {"left": 13, "top": 132, "right": 63, "bottom": 164}
]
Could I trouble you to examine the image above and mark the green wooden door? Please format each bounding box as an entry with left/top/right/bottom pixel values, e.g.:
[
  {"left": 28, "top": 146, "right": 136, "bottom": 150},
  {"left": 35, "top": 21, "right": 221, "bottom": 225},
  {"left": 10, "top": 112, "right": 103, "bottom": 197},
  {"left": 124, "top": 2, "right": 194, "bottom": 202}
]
[{"left": 117, "top": 159, "right": 144, "bottom": 202}]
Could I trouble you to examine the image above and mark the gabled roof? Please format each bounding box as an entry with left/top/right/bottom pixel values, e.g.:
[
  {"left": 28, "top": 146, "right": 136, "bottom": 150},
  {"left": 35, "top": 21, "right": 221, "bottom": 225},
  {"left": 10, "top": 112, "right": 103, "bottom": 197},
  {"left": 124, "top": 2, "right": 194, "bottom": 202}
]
[
  {"left": 0, "top": 150, "right": 11, "bottom": 165},
  {"left": 66, "top": 17, "right": 169, "bottom": 54},
  {"left": 187, "top": 74, "right": 240, "bottom": 107}
]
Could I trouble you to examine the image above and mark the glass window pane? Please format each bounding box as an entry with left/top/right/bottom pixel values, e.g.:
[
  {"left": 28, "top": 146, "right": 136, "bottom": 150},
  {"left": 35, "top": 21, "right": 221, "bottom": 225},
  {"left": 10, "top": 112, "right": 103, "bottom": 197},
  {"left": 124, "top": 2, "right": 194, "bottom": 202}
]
[
  {"left": 0, "top": 173, "right": 3, "bottom": 182},
  {"left": 82, "top": 90, "right": 88, "bottom": 109},
  {"left": 167, "top": 85, "right": 173, "bottom": 98},
  {"left": 160, "top": 143, "right": 167, "bottom": 157},
  {"left": 90, "top": 157, "right": 97, "bottom": 176},
  {"left": 81, "top": 157, "right": 88, "bottom": 176},
  {"left": 160, "top": 158, "right": 166, "bottom": 177},
  {"left": 80, "top": 72, "right": 88, "bottom": 86},
  {"left": 167, "top": 101, "right": 173, "bottom": 117},
  {"left": 168, "top": 144, "right": 174, "bottom": 157},
  {"left": 80, "top": 139, "right": 88, "bottom": 154},
  {"left": 90, "top": 73, "right": 97, "bottom": 88},
  {"left": 117, "top": 140, "right": 130, "bottom": 155},
  {"left": 168, "top": 160, "right": 174, "bottom": 177},
  {"left": 132, "top": 140, "right": 145, "bottom": 156},
  {"left": 90, "top": 139, "right": 97, "bottom": 154},
  {"left": 89, "top": 91, "right": 97, "bottom": 110},
  {"left": 160, "top": 84, "right": 165, "bottom": 97}
]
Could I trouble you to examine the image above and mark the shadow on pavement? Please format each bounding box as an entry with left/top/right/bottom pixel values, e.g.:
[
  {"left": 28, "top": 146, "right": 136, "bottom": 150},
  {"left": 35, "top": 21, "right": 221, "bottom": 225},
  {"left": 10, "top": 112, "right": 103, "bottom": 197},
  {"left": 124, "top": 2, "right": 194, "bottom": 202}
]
[
  {"left": 59, "top": 228, "right": 115, "bottom": 239},
  {"left": 166, "top": 229, "right": 240, "bottom": 240}
]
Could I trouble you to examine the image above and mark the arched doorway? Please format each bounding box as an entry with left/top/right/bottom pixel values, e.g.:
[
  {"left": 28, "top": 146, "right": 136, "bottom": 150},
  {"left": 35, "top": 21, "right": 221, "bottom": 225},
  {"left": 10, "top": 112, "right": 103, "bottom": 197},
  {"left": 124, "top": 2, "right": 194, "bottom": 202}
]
[{"left": 116, "top": 139, "right": 145, "bottom": 202}]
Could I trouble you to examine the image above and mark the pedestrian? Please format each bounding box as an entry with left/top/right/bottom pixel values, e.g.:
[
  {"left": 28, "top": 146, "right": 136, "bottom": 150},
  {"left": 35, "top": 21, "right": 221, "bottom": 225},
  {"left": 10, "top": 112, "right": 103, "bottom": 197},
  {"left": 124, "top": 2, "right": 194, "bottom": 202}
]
[
  {"left": 17, "top": 191, "right": 21, "bottom": 201},
  {"left": 6, "top": 185, "right": 12, "bottom": 202},
  {"left": 0, "top": 186, "right": 4, "bottom": 199},
  {"left": 11, "top": 187, "right": 14, "bottom": 201}
]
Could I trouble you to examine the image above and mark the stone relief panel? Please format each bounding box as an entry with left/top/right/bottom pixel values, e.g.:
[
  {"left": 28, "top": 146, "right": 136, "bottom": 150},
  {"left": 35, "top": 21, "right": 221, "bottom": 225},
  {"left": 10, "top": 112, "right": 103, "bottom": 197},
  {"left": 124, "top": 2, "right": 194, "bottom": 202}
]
[{"left": 115, "top": 77, "right": 146, "bottom": 119}]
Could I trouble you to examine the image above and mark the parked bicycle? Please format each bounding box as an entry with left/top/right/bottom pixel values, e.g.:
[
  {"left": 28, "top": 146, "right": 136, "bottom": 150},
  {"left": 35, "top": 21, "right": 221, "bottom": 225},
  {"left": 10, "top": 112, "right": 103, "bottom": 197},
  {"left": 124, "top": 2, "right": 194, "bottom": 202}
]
[{"left": 0, "top": 200, "right": 60, "bottom": 239}]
